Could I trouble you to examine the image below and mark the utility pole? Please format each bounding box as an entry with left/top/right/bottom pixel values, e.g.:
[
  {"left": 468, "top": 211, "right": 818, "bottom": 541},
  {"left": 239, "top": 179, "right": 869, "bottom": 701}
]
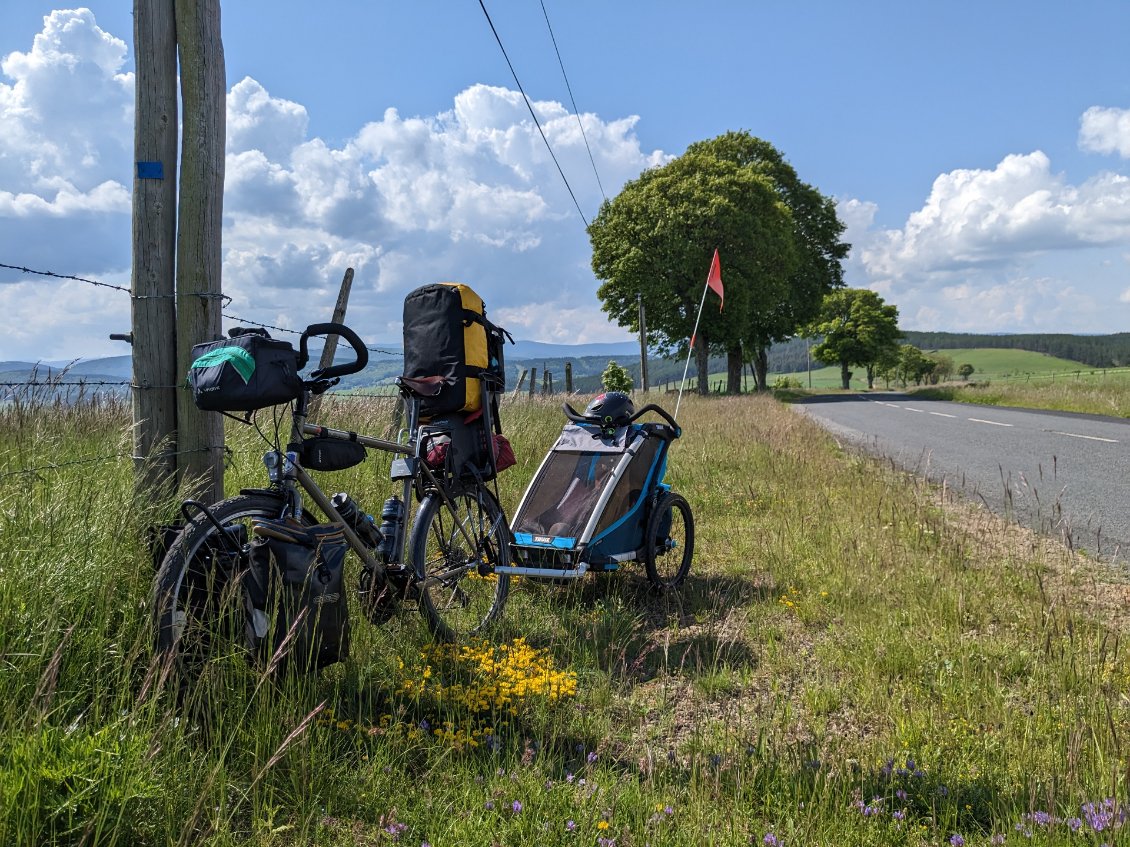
[
  {"left": 131, "top": 0, "right": 179, "bottom": 499},
  {"left": 637, "top": 293, "right": 649, "bottom": 393},
  {"left": 174, "top": 0, "right": 226, "bottom": 503}
]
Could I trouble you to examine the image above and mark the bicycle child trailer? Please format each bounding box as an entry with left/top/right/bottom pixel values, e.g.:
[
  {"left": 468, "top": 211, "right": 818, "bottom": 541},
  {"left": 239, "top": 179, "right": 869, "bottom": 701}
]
[{"left": 502, "top": 392, "right": 694, "bottom": 589}]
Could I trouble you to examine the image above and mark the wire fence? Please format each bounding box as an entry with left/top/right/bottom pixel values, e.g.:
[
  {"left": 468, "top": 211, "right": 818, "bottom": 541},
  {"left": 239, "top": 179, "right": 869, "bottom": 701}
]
[
  {"left": 0, "top": 261, "right": 403, "bottom": 359},
  {"left": 0, "top": 259, "right": 417, "bottom": 480}
]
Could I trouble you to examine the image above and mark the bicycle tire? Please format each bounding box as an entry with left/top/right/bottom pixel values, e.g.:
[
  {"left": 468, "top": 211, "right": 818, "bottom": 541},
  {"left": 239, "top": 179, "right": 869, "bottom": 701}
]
[
  {"left": 410, "top": 481, "right": 511, "bottom": 641},
  {"left": 153, "top": 492, "right": 298, "bottom": 671},
  {"left": 643, "top": 492, "right": 694, "bottom": 590}
]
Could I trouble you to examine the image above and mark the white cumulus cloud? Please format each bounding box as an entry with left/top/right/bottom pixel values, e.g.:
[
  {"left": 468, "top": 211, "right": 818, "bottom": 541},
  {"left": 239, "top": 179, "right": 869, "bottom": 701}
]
[
  {"left": 1080, "top": 106, "right": 1130, "bottom": 159},
  {"left": 0, "top": 10, "right": 665, "bottom": 358}
]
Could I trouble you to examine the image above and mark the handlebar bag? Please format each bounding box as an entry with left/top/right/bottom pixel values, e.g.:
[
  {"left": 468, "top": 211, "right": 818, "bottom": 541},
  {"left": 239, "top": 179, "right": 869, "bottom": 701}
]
[
  {"left": 243, "top": 519, "right": 349, "bottom": 673},
  {"left": 188, "top": 328, "right": 304, "bottom": 412},
  {"left": 402, "top": 282, "right": 509, "bottom": 416}
]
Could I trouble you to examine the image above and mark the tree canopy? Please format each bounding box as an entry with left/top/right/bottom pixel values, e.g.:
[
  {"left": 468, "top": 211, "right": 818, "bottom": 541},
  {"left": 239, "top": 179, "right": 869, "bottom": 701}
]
[
  {"left": 588, "top": 131, "right": 847, "bottom": 394},
  {"left": 810, "top": 288, "right": 901, "bottom": 389}
]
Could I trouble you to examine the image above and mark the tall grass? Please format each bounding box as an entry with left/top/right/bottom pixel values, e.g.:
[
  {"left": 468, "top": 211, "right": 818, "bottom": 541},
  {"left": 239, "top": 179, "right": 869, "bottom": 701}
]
[
  {"left": 1, "top": 392, "right": 1128, "bottom": 845},
  {"left": 916, "top": 374, "right": 1130, "bottom": 417}
]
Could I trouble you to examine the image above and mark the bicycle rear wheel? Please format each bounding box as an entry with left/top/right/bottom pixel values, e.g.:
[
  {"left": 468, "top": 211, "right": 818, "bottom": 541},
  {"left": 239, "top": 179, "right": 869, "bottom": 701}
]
[
  {"left": 410, "top": 481, "right": 511, "bottom": 641},
  {"left": 153, "top": 493, "right": 295, "bottom": 674}
]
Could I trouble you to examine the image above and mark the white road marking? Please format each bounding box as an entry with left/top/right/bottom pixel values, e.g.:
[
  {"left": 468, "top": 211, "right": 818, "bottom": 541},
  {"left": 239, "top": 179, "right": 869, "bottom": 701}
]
[
  {"left": 930, "top": 412, "right": 957, "bottom": 418},
  {"left": 968, "top": 418, "right": 1013, "bottom": 427},
  {"left": 904, "top": 407, "right": 924, "bottom": 413},
  {"left": 1050, "top": 430, "right": 1118, "bottom": 443}
]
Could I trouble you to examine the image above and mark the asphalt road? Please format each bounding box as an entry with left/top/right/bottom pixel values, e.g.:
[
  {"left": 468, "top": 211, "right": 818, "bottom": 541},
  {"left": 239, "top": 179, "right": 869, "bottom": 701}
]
[{"left": 794, "top": 392, "right": 1130, "bottom": 563}]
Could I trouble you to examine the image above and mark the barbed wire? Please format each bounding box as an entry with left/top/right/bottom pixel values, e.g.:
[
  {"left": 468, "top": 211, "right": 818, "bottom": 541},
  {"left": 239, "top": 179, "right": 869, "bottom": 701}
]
[
  {"left": 219, "top": 312, "right": 402, "bottom": 357},
  {"left": 0, "top": 262, "right": 231, "bottom": 303},
  {"left": 1, "top": 260, "right": 401, "bottom": 356}
]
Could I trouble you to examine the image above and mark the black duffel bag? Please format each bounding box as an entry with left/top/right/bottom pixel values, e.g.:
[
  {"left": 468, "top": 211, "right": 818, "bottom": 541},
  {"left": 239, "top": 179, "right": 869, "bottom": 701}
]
[{"left": 188, "top": 328, "right": 304, "bottom": 412}]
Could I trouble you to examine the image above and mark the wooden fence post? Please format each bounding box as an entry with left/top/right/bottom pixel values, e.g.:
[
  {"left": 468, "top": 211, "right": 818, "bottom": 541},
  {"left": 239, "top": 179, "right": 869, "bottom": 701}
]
[
  {"left": 513, "top": 368, "right": 528, "bottom": 395},
  {"left": 564, "top": 362, "right": 573, "bottom": 393},
  {"left": 529, "top": 367, "right": 537, "bottom": 397},
  {"left": 131, "top": 0, "right": 179, "bottom": 500},
  {"left": 174, "top": 0, "right": 226, "bottom": 503},
  {"left": 307, "top": 267, "right": 354, "bottom": 421}
]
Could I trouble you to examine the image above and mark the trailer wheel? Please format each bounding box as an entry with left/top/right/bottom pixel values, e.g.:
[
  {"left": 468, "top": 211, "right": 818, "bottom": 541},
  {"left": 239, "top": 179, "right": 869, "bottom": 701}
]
[{"left": 643, "top": 492, "right": 693, "bottom": 590}]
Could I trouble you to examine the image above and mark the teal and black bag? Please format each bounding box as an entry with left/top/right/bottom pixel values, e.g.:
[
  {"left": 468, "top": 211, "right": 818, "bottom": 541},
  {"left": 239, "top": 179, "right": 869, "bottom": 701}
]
[
  {"left": 243, "top": 519, "right": 350, "bottom": 673},
  {"left": 188, "top": 328, "right": 304, "bottom": 412}
]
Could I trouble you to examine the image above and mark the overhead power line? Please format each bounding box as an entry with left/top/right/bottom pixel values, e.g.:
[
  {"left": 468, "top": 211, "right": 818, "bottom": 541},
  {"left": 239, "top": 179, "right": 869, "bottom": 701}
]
[
  {"left": 476, "top": 0, "right": 590, "bottom": 228},
  {"left": 539, "top": 0, "right": 607, "bottom": 204}
]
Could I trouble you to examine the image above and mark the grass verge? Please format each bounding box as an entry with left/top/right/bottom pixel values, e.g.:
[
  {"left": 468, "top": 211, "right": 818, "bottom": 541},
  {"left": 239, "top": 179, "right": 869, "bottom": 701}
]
[{"left": 1, "top": 393, "right": 1128, "bottom": 845}]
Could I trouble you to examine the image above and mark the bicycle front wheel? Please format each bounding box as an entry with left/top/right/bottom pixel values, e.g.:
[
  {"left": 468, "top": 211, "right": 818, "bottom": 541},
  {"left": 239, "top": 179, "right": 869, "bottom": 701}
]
[
  {"left": 410, "top": 482, "right": 511, "bottom": 641},
  {"left": 153, "top": 493, "right": 295, "bottom": 674}
]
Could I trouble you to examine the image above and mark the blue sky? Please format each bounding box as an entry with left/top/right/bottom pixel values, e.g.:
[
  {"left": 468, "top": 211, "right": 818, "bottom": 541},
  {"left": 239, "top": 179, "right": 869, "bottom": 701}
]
[{"left": 1, "top": 2, "right": 1129, "bottom": 359}]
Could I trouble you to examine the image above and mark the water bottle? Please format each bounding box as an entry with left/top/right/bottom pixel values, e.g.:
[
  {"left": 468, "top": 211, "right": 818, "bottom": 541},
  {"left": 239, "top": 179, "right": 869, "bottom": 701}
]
[
  {"left": 331, "top": 492, "right": 381, "bottom": 548},
  {"left": 376, "top": 495, "right": 405, "bottom": 564}
]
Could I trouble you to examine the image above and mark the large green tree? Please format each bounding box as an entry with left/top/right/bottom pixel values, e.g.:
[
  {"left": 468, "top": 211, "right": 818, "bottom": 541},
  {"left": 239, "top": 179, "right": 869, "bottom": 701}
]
[
  {"left": 685, "top": 132, "right": 850, "bottom": 390},
  {"left": 810, "top": 289, "right": 902, "bottom": 389},
  {"left": 589, "top": 150, "right": 797, "bottom": 394}
]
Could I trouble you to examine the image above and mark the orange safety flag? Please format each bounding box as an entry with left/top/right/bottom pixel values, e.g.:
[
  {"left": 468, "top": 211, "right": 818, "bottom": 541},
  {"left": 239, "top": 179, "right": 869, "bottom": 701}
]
[{"left": 706, "top": 248, "right": 723, "bottom": 311}]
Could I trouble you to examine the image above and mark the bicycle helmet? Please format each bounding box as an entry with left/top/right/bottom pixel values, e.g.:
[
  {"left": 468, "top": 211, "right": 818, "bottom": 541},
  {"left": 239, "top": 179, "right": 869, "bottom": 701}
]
[{"left": 583, "top": 391, "right": 635, "bottom": 435}]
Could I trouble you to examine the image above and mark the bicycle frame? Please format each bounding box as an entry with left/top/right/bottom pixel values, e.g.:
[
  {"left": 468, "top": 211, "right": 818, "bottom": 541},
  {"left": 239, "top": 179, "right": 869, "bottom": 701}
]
[{"left": 258, "top": 387, "right": 491, "bottom": 590}]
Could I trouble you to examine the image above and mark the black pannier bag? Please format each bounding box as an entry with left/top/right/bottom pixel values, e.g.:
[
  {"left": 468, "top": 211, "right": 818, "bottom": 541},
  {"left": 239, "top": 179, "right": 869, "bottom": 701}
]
[
  {"left": 300, "top": 436, "right": 366, "bottom": 472},
  {"left": 188, "top": 327, "right": 304, "bottom": 412},
  {"left": 243, "top": 519, "right": 349, "bottom": 673},
  {"left": 402, "top": 283, "right": 510, "bottom": 417},
  {"left": 422, "top": 409, "right": 517, "bottom": 483}
]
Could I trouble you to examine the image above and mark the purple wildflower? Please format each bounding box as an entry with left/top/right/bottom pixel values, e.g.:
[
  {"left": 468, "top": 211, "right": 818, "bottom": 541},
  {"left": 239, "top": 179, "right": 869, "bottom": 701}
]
[
  {"left": 1028, "top": 810, "right": 1052, "bottom": 827},
  {"left": 892, "top": 810, "right": 906, "bottom": 821},
  {"left": 484, "top": 801, "right": 495, "bottom": 811},
  {"left": 384, "top": 822, "right": 407, "bottom": 841},
  {"left": 896, "top": 789, "right": 908, "bottom": 802},
  {"left": 990, "top": 836, "right": 1005, "bottom": 846},
  {"left": 880, "top": 758, "right": 894, "bottom": 777},
  {"left": 597, "top": 839, "right": 615, "bottom": 847},
  {"left": 937, "top": 785, "right": 949, "bottom": 797},
  {"left": 419, "top": 719, "right": 430, "bottom": 731},
  {"left": 1067, "top": 817, "right": 1082, "bottom": 832},
  {"left": 511, "top": 800, "right": 522, "bottom": 813},
  {"left": 587, "top": 751, "right": 598, "bottom": 764},
  {"left": 762, "top": 834, "right": 781, "bottom": 847},
  {"left": 1082, "top": 799, "right": 1117, "bottom": 832},
  {"left": 949, "top": 835, "right": 964, "bottom": 847},
  {"left": 664, "top": 805, "right": 674, "bottom": 816},
  {"left": 565, "top": 820, "right": 576, "bottom": 832},
  {"left": 566, "top": 772, "right": 575, "bottom": 783}
]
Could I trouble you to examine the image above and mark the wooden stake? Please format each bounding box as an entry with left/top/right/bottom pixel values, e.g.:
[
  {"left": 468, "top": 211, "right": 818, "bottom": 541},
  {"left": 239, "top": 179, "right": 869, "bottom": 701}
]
[{"left": 307, "top": 267, "right": 354, "bottom": 421}]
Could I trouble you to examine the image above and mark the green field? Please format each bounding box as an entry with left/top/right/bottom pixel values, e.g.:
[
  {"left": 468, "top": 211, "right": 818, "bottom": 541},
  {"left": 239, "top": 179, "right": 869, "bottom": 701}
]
[
  {"left": 767, "top": 347, "right": 1109, "bottom": 391},
  {"left": 3, "top": 394, "right": 1130, "bottom": 844}
]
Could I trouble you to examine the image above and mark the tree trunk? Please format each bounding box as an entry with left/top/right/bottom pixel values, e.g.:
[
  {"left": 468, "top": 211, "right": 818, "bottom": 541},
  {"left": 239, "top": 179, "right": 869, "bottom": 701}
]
[
  {"left": 754, "top": 347, "right": 769, "bottom": 392},
  {"left": 840, "top": 361, "right": 851, "bottom": 390},
  {"left": 695, "top": 333, "right": 709, "bottom": 395},
  {"left": 174, "top": 0, "right": 226, "bottom": 503},
  {"left": 131, "top": 0, "right": 179, "bottom": 501},
  {"left": 726, "top": 346, "right": 742, "bottom": 394},
  {"left": 866, "top": 364, "right": 875, "bottom": 389}
]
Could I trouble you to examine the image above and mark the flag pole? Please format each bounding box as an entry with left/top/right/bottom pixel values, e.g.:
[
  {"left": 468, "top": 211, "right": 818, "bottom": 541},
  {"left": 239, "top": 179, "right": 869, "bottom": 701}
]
[{"left": 674, "top": 281, "right": 711, "bottom": 420}]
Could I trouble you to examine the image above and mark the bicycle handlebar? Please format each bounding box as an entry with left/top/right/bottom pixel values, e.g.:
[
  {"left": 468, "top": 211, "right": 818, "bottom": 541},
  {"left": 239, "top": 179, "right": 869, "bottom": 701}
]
[{"left": 299, "top": 322, "right": 369, "bottom": 380}]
